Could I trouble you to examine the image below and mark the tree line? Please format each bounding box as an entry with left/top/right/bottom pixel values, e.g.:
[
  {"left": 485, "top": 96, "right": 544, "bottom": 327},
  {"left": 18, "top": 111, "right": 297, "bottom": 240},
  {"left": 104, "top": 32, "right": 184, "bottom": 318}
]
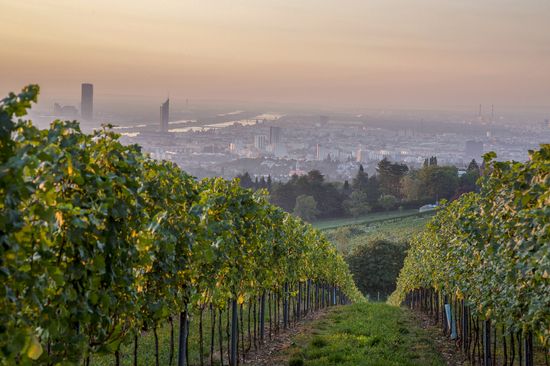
[{"left": 238, "top": 157, "right": 481, "bottom": 221}]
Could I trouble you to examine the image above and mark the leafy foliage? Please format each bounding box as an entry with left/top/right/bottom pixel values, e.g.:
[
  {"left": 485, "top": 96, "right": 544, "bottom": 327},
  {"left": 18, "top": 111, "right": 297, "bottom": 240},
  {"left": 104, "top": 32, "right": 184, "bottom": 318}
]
[
  {"left": 346, "top": 240, "right": 407, "bottom": 299},
  {"left": 378, "top": 194, "right": 397, "bottom": 211},
  {"left": 401, "top": 165, "right": 462, "bottom": 202},
  {"left": 0, "top": 86, "right": 363, "bottom": 365},
  {"left": 377, "top": 158, "right": 408, "bottom": 199},
  {"left": 270, "top": 170, "right": 346, "bottom": 218},
  {"left": 343, "top": 190, "right": 371, "bottom": 218},
  {"left": 391, "top": 146, "right": 550, "bottom": 347},
  {"left": 293, "top": 195, "right": 320, "bottom": 221}
]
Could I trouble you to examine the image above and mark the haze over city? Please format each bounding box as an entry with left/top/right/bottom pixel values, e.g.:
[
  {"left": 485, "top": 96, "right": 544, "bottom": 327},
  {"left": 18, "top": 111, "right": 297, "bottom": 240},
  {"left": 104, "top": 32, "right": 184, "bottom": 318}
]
[{"left": 2, "top": 0, "right": 550, "bottom": 112}]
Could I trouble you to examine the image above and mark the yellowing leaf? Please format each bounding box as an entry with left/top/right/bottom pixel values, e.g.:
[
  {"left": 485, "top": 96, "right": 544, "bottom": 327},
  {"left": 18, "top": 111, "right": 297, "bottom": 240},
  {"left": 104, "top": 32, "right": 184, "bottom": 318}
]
[
  {"left": 55, "top": 211, "right": 64, "bottom": 227},
  {"left": 237, "top": 294, "right": 245, "bottom": 305},
  {"left": 27, "top": 334, "right": 43, "bottom": 360}
]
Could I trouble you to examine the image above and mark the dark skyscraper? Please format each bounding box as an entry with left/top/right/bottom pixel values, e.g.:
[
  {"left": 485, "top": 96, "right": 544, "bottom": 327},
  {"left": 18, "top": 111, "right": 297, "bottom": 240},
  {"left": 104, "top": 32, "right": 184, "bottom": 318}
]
[
  {"left": 160, "top": 98, "right": 169, "bottom": 132},
  {"left": 81, "top": 83, "right": 93, "bottom": 120},
  {"left": 269, "top": 126, "right": 282, "bottom": 145}
]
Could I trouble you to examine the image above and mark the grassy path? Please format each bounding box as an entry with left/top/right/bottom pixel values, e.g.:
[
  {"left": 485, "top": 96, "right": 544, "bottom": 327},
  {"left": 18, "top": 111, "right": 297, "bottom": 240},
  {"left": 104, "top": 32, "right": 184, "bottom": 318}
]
[
  {"left": 91, "top": 302, "right": 449, "bottom": 366},
  {"left": 281, "top": 303, "right": 446, "bottom": 366}
]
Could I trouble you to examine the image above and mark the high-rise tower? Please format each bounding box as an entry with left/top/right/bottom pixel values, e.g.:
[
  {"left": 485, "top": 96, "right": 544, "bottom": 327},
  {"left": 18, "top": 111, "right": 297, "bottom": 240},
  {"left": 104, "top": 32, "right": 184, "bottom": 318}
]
[
  {"left": 160, "top": 98, "right": 170, "bottom": 132},
  {"left": 81, "top": 83, "right": 93, "bottom": 120},
  {"left": 269, "top": 126, "right": 282, "bottom": 144}
]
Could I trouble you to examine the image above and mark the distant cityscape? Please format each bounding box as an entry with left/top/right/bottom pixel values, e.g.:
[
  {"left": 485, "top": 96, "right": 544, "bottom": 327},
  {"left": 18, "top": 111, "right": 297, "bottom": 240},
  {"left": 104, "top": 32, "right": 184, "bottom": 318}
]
[{"left": 46, "top": 83, "right": 550, "bottom": 182}]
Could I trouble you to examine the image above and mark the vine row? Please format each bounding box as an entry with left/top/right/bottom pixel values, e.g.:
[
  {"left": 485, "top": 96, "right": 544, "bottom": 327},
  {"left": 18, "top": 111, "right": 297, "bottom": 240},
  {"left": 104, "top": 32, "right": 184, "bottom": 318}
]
[
  {"left": 390, "top": 145, "right": 550, "bottom": 365},
  {"left": 0, "top": 85, "right": 363, "bottom": 365}
]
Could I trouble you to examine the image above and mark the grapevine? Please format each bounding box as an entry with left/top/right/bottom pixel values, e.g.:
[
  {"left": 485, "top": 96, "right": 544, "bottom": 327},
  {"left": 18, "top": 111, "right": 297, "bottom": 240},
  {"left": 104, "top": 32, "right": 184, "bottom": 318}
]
[
  {"left": 0, "top": 86, "right": 362, "bottom": 365},
  {"left": 391, "top": 145, "right": 550, "bottom": 349}
]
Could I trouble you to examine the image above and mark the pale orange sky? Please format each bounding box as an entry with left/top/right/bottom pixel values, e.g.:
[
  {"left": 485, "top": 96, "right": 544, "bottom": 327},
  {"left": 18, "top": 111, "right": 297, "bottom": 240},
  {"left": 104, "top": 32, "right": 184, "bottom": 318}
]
[{"left": 1, "top": 0, "right": 549, "bottom": 109}]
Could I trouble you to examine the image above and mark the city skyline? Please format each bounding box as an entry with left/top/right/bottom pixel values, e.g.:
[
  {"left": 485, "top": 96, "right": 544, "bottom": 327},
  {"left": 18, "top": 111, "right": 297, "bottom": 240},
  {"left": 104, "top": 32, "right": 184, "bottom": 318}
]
[{"left": 1, "top": 0, "right": 550, "bottom": 111}]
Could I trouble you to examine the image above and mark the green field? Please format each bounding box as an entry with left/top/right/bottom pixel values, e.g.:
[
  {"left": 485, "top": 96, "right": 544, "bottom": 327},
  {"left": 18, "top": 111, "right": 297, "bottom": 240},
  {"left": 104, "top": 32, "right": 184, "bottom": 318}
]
[
  {"left": 283, "top": 303, "right": 445, "bottom": 366},
  {"left": 323, "top": 213, "right": 432, "bottom": 255},
  {"left": 312, "top": 209, "right": 431, "bottom": 230}
]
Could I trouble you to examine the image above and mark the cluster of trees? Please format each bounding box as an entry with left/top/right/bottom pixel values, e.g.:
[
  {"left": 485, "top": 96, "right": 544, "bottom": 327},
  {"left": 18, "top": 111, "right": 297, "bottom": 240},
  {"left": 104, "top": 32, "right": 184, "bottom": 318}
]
[
  {"left": 401, "top": 158, "right": 481, "bottom": 203},
  {"left": 362, "top": 157, "right": 480, "bottom": 213},
  {"left": 269, "top": 170, "right": 346, "bottom": 220},
  {"left": 0, "top": 86, "right": 362, "bottom": 365},
  {"left": 235, "top": 172, "right": 272, "bottom": 191},
  {"left": 345, "top": 239, "right": 408, "bottom": 300},
  {"left": 244, "top": 157, "right": 481, "bottom": 221}
]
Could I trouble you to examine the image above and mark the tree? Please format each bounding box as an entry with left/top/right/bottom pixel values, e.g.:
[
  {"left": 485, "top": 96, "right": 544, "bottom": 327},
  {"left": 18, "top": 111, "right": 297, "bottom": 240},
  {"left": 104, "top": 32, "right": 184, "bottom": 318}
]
[
  {"left": 365, "top": 175, "right": 381, "bottom": 205},
  {"left": 418, "top": 165, "right": 458, "bottom": 201},
  {"left": 378, "top": 194, "right": 397, "bottom": 211},
  {"left": 332, "top": 227, "right": 353, "bottom": 256},
  {"left": 236, "top": 172, "right": 254, "bottom": 189},
  {"left": 423, "top": 156, "right": 438, "bottom": 167},
  {"left": 266, "top": 175, "right": 272, "bottom": 191},
  {"left": 343, "top": 190, "right": 371, "bottom": 217},
  {"left": 342, "top": 180, "right": 351, "bottom": 196},
  {"left": 306, "top": 169, "right": 324, "bottom": 185},
  {"left": 377, "top": 158, "right": 408, "bottom": 198},
  {"left": 457, "top": 170, "right": 479, "bottom": 196},
  {"left": 346, "top": 239, "right": 407, "bottom": 299},
  {"left": 400, "top": 172, "right": 423, "bottom": 201},
  {"left": 293, "top": 195, "right": 319, "bottom": 221},
  {"left": 259, "top": 176, "right": 267, "bottom": 189},
  {"left": 270, "top": 181, "right": 295, "bottom": 211},
  {"left": 457, "top": 160, "right": 480, "bottom": 196},
  {"left": 467, "top": 159, "right": 480, "bottom": 174},
  {"left": 351, "top": 164, "right": 369, "bottom": 192}
]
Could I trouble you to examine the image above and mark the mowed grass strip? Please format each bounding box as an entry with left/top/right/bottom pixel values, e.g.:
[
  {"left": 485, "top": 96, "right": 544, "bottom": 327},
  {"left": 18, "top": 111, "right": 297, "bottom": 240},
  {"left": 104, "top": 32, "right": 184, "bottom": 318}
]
[{"left": 285, "top": 303, "right": 445, "bottom": 366}]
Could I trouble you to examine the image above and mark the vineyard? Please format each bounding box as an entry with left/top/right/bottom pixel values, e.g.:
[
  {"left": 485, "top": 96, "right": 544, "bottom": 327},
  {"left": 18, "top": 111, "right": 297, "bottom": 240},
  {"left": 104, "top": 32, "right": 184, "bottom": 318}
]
[
  {"left": 0, "top": 86, "right": 362, "bottom": 366},
  {"left": 391, "top": 146, "right": 550, "bottom": 365},
  {"left": 323, "top": 213, "right": 431, "bottom": 256},
  {"left": 312, "top": 209, "right": 428, "bottom": 231}
]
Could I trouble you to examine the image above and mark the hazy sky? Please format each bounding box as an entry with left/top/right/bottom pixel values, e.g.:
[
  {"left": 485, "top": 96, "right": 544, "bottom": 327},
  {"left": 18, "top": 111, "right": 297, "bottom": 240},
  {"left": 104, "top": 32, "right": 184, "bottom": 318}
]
[{"left": 1, "top": 0, "right": 549, "bottom": 109}]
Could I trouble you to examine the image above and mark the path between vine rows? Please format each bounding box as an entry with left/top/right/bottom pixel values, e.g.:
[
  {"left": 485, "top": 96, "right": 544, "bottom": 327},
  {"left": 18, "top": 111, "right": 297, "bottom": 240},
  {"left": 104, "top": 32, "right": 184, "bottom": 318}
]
[
  {"left": 242, "top": 307, "right": 330, "bottom": 365},
  {"left": 244, "top": 302, "right": 467, "bottom": 366}
]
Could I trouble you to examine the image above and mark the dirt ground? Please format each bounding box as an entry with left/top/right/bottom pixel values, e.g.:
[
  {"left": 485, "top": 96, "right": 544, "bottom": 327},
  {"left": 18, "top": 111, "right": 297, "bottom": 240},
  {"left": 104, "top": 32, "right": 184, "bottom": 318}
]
[
  {"left": 411, "top": 309, "right": 470, "bottom": 366},
  {"left": 241, "top": 308, "right": 329, "bottom": 366}
]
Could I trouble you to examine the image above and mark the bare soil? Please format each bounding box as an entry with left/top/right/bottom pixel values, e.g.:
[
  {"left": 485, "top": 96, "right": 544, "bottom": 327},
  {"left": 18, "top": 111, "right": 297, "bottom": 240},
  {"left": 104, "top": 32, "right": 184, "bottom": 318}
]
[
  {"left": 410, "top": 309, "right": 470, "bottom": 366},
  {"left": 242, "top": 308, "right": 329, "bottom": 366}
]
